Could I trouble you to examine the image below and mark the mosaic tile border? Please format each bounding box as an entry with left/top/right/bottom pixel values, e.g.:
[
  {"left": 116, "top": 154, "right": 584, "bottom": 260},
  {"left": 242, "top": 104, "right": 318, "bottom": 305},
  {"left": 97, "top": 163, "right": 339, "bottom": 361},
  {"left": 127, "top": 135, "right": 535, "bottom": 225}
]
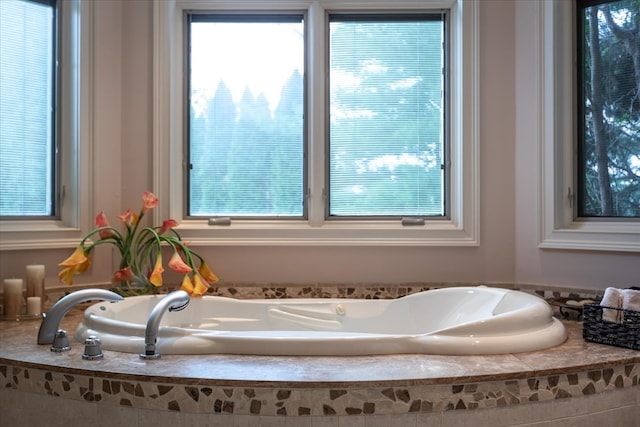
[
  {"left": 0, "top": 362, "right": 637, "bottom": 416},
  {"left": 42, "top": 282, "right": 607, "bottom": 308},
  {"left": 196, "top": 282, "right": 605, "bottom": 301}
]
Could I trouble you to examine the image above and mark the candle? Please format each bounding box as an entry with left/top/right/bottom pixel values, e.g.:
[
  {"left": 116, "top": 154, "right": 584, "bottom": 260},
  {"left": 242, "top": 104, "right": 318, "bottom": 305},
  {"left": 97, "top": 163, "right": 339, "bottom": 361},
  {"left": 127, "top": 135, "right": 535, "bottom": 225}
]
[
  {"left": 27, "top": 297, "right": 41, "bottom": 316},
  {"left": 26, "top": 265, "right": 45, "bottom": 312},
  {"left": 3, "top": 279, "right": 24, "bottom": 317}
]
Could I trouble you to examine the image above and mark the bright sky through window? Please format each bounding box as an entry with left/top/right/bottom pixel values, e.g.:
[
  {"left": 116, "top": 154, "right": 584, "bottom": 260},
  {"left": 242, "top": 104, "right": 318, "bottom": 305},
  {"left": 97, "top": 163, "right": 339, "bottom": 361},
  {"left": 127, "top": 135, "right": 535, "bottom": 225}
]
[{"left": 190, "top": 22, "right": 304, "bottom": 115}]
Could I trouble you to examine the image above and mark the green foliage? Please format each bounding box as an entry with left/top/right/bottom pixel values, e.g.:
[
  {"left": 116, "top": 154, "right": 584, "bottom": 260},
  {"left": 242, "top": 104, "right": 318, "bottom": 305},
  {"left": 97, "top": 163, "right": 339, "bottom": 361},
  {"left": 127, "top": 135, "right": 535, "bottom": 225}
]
[{"left": 580, "top": 0, "right": 640, "bottom": 217}]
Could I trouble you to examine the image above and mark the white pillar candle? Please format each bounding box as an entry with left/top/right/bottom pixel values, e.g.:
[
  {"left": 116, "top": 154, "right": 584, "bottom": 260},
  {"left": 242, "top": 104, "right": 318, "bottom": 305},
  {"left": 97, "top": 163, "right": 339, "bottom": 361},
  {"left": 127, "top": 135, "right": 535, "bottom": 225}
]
[
  {"left": 26, "top": 265, "right": 45, "bottom": 312},
  {"left": 26, "top": 297, "right": 41, "bottom": 316},
  {"left": 3, "top": 279, "right": 24, "bottom": 317}
]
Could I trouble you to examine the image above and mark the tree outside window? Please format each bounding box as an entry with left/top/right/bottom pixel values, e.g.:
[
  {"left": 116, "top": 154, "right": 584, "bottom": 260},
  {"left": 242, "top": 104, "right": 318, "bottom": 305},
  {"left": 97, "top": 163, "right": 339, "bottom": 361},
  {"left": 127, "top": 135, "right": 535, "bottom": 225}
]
[{"left": 578, "top": 0, "right": 640, "bottom": 218}]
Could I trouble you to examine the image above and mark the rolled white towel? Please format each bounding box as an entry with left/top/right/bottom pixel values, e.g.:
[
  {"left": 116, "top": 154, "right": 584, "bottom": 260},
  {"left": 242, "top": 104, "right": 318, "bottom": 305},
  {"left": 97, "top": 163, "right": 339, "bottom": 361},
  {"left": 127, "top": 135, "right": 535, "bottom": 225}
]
[
  {"left": 621, "top": 289, "right": 640, "bottom": 315},
  {"left": 600, "top": 287, "right": 622, "bottom": 323}
]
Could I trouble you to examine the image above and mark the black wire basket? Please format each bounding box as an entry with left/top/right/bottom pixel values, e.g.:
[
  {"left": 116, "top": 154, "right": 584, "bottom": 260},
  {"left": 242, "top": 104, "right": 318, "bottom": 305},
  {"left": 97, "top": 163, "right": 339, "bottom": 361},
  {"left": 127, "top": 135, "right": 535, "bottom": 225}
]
[{"left": 582, "top": 303, "right": 640, "bottom": 351}]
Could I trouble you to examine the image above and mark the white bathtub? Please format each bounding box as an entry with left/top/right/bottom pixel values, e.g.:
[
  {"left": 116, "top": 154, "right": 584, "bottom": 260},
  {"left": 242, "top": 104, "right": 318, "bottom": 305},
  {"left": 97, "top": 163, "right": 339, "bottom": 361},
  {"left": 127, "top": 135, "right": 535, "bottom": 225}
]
[{"left": 76, "top": 286, "right": 567, "bottom": 356}]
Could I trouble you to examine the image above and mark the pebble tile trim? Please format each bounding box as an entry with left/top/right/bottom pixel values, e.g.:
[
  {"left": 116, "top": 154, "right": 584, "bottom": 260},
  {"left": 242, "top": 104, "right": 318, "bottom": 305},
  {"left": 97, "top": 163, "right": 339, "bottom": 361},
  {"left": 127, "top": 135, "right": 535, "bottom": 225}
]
[{"left": 0, "top": 363, "right": 637, "bottom": 416}]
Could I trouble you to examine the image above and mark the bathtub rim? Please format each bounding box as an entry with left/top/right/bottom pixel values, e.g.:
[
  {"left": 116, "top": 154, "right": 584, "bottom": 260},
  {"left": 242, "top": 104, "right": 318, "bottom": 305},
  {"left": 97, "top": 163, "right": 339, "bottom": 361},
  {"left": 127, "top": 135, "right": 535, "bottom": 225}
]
[{"left": 75, "top": 286, "right": 569, "bottom": 356}]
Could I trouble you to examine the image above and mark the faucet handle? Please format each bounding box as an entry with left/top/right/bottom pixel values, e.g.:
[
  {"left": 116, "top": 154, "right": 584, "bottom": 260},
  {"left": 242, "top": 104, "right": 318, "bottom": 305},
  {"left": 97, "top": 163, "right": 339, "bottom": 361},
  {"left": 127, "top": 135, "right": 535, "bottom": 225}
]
[
  {"left": 140, "top": 343, "right": 161, "bottom": 360},
  {"left": 50, "top": 329, "right": 71, "bottom": 352},
  {"left": 82, "top": 336, "right": 104, "bottom": 360}
]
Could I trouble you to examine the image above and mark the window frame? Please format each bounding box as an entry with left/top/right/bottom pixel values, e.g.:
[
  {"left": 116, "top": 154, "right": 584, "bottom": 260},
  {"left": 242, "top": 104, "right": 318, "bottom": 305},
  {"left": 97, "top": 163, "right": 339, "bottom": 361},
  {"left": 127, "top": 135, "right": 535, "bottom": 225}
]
[
  {"left": 153, "top": 0, "right": 479, "bottom": 246},
  {"left": 0, "top": 0, "right": 94, "bottom": 251},
  {"left": 534, "top": 0, "right": 640, "bottom": 252}
]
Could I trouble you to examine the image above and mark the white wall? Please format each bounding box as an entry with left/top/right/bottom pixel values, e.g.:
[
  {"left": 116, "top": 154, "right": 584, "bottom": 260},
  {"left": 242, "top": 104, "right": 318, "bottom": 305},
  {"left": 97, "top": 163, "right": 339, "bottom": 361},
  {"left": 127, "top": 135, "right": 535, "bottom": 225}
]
[{"left": 0, "top": 0, "right": 636, "bottom": 291}]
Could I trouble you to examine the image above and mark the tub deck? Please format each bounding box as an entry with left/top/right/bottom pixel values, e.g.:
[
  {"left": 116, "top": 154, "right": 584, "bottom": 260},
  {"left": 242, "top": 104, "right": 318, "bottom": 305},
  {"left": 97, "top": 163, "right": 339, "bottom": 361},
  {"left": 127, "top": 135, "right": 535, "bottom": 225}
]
[
  {"left": 0, "top": 306, "right": 637, "bottom": 385},
  {"left": 0, "top": 298, "right": 638, "bottom": 426}
]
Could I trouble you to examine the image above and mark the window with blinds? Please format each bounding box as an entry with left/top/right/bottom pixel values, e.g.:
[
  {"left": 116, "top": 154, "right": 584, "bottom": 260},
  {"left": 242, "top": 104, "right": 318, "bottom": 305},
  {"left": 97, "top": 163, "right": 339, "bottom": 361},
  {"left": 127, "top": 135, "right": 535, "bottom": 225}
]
[
  {"left": 0, "top": 0, "right": 57, "bottom": 217},
  {"left": 328, "top": 14, "right": 447, "bottom": 218},
  {"left": 187, "top": 11, "right": 448, "bottom": 220}
]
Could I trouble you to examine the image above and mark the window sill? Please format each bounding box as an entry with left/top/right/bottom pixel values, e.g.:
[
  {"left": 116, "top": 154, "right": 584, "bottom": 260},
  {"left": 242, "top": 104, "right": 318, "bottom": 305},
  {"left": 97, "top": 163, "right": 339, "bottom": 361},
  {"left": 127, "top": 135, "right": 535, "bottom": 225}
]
[
  {"left": 538, "top": 221, "right": 640, "bottom": 253},
  {"left": 0, "top": 220, "right": 87, "bottom": 251},
  {"left": 173, "top": 219, "right": 480, "bottom": 246}
]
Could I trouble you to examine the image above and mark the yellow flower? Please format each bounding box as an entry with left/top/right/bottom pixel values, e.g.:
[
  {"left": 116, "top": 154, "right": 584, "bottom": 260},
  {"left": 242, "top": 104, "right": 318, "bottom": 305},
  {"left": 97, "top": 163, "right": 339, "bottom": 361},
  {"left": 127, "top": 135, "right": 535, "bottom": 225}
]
[
  {"left": 197, "top": 262, "right": 219, "bottom": 283},
  {"left": 59, "top": 245, "right": 88, "bottom": 268},
  {"left": 58, "top": 246, "right": 91, "bottom": 285},
  {"left": 149, "top": 254, "right": 164, "bottom": 287},
  {"left": 179, "top": 275, "right": 194, "bottom": 294},
  {"left": 58, "top": 267, "right": 76, "bottom": 286},
  {"left": 191, "top": 274, "right": 210, "bottom": 297}
]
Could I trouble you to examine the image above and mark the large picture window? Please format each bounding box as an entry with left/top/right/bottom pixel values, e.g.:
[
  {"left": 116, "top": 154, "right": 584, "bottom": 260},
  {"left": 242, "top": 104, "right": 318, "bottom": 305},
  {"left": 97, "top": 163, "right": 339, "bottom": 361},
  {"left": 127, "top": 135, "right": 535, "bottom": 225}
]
[
  {"left": 186, "top": 10, "right": 448, "bottom": 221},
  {"left": 0, "top": 0, "right": 57, "bottom": 217},
  {"left": 155, "top": 0, "right": 478, "bottom": 245}
]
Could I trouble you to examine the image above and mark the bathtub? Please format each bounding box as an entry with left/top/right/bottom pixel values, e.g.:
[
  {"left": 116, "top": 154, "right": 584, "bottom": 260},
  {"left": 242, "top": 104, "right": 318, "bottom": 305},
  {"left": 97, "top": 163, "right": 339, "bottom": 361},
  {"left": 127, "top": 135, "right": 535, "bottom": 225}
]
[{"left": 76, "top": 286, "right": 567, "bottom": 356}]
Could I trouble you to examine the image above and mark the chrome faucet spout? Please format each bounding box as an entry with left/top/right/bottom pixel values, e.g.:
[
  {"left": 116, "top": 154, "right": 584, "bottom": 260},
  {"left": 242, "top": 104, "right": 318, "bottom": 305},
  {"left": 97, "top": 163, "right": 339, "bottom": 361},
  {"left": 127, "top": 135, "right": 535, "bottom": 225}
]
[
  {"left": 37, "top": 289, "right": 124, "bottom": 345},
  {"left": 140, "top": 290, "right": 190, "bottom": 360}
]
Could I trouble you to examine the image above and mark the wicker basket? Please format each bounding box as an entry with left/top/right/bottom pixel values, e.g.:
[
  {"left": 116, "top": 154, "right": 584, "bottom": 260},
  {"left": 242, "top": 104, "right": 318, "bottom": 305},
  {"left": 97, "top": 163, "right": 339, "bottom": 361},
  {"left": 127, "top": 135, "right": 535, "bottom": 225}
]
[{"left": 582, "top": 303, "right": 640, "bottom": 350}]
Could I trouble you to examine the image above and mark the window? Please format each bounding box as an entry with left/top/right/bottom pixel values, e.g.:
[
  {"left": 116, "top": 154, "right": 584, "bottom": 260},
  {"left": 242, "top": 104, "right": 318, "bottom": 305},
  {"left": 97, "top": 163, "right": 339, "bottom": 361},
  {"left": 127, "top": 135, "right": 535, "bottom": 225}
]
[
  {"left": 154, "top": 0, "right": 478, "bottom": 245},
  {"left": 0, "top": 0, "right": 94, "bottom": 250},
  {"left": 188, "top": 12, "right": 447, "bottom": 220},
  {"left": 188, "top": 14, "right": 305, "bottom": 218},
  {"left": 531, "top": 0, "right": 640, "bottom": 251},
  {"left": 0, "top": 0, "right": 57, "bottom": 217},
  {"left": 328, "top": 14, "right": 446, "bottom": 218},
  {"left": 576, "top": 0, "right": 640, "bottom": 218}
]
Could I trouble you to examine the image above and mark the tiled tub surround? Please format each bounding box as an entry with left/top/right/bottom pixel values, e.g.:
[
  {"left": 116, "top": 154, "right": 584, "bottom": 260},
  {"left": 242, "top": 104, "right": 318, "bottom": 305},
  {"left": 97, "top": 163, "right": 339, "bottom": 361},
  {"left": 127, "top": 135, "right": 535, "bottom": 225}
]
[{"left": 0, "top": 284, "right": 638, "bottom": 426}]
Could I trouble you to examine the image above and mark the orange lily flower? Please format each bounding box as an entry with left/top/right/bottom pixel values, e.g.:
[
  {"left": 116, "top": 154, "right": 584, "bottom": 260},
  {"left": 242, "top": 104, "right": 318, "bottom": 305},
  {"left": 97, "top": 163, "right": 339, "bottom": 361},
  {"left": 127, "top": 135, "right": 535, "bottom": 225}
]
[
  {"left": 159, "top": 219, "right": 179, "bottom": 235},
  {"left": 149, "top": 254, "right": 164, "bottom": 287},
  {"left": 118, "top": 209, "right": 133, "bottom": 226},
  {"left": 59, "top": 245, "right": 89, "bottom": 268},
  {"left": 168, "top": 252, "right": 192, "bottom": 274},
  {"left": 198, "top": 262, "right": 219, "bottom": 283},
  {"left": 179, "top": 275, "right": 194, "bottom": 294},
  {"left": 142, "top": 192, "right": 159, "bottom": 213},
  {"left": 58, "top": 246, "right": 91, "bottom": 285},
  {"left": 191, "top": 274, "right": 210, "bottom": 296},
  {"left": 118, "top": 209, "right": 140, "bottom": 227},
  {"left": 95, "top": 212, "right": 114, "bottom": 239},
  {"left": 59, "top": 192, "right": 220, "bottom": 295},
  {"left": 58, "top": 267, "right": 76, "bottom": 286},
  {"left": 112, "top": 267, "right": 135, "bottom": 283}
]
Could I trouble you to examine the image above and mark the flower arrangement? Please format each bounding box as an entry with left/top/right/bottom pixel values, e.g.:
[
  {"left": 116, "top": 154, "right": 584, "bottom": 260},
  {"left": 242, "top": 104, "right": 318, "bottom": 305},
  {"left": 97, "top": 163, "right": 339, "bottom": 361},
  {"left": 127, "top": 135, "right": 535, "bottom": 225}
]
[{"left": 58, "top": 192, "right": 218, "bottom": 297}]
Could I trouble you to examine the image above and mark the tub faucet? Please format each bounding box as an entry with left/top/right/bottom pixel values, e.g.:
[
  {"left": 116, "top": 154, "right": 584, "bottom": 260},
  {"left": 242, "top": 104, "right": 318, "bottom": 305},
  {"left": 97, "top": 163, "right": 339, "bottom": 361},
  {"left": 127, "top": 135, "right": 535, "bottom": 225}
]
[
  {"left": 140, "top": 290, "right": 190, "bottom": 360},
  {"left": 37, "top": 289, "right": 124, "bottom": 346}
]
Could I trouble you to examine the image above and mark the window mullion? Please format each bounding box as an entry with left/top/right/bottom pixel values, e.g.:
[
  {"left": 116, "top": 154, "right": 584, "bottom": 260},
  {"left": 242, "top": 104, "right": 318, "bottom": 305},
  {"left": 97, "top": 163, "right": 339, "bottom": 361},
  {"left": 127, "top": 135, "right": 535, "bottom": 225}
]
[{"left": 306, "top": 1, "right": 326, "bottom": 227}]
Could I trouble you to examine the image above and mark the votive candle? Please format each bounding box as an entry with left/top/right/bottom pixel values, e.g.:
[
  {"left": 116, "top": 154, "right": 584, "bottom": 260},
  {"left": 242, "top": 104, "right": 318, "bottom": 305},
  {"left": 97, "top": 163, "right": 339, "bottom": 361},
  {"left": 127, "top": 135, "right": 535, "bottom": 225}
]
[
  {"left": 3, "top": 279, "right": 24, "bottom": 317},
  {"left": 27, "top": 297, "right": 41, "bottom": 316},
  {"left": 26, "top": 264, "right": 45, "bottom": 312}
]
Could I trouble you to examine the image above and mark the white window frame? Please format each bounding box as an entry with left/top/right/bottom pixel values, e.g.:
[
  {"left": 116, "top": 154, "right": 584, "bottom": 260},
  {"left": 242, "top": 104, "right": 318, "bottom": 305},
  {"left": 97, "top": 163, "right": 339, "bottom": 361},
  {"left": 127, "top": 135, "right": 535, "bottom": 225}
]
[
  {"left": 0, "top": 0, "right": 94, "bottom": 251},
  {"left": 154, "top": 0, "right": 479, "bottom": 246},
  {"left": 535, "top": 0, "right": 640, "bottom": 252}
]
